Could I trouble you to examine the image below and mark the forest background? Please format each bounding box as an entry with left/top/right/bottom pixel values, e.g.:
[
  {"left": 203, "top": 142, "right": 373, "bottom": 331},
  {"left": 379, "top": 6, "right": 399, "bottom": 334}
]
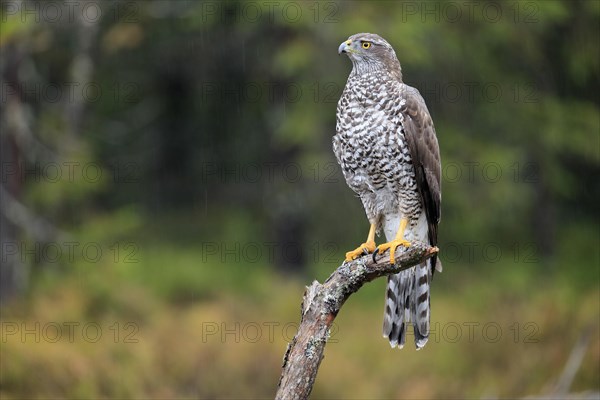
[{"left": 1, "top": 0, "right": 598, "bottom": 398}]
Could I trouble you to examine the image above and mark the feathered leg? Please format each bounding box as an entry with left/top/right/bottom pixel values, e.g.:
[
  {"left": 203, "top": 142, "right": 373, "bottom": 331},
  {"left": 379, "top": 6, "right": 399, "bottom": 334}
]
[{"left": 374, "top": 218, "right": 411, "bottom": 263}]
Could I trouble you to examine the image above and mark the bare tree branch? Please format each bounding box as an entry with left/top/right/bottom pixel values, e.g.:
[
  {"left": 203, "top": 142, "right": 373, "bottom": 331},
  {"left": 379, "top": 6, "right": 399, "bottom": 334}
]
[
  {"left": 275, "top": 241, "right": 438, "bottom": 399},
  {"left": 552, "top": 325, "right": 594, "bottom": 396}
]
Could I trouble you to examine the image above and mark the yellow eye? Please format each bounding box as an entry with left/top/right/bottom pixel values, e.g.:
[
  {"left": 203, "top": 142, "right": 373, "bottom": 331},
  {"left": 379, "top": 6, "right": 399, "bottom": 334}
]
[{"left": 362, "top": 42, "right": 371, "bottom": 49}]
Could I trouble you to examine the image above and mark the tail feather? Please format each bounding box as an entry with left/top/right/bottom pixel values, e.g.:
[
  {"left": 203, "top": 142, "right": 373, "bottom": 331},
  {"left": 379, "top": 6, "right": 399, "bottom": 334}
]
[
  {"left": 383, "top": 261, "right": 431, "bottom": 350},
  {"left": 381, "top": 210, "right": 432, "bottom": 350},
  {"left": 413, "top": 262, "right": 431, "bottom": 349}
]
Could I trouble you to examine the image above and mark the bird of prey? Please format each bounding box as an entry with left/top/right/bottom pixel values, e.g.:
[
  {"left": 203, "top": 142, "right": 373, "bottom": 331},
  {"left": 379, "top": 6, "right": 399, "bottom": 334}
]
[{"left": 334, "top": 33, "right": 442, "bottom": 350}]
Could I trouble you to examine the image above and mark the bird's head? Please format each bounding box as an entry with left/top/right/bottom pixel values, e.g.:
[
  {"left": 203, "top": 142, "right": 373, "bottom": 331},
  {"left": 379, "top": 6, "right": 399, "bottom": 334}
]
[{"left": 338, "top": 33, "right": 402, "bottom": 80}]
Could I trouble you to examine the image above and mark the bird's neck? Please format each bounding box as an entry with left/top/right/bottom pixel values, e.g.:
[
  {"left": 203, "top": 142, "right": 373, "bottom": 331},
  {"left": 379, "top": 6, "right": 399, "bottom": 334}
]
[{"left": 350, "top": 60, "right": 403, "bottom": 82}]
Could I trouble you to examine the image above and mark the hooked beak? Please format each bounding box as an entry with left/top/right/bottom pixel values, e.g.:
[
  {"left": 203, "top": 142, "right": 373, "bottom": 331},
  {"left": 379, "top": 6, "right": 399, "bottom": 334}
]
[{"left": 338, "top": 40, "right": 352, "bottom": 55}]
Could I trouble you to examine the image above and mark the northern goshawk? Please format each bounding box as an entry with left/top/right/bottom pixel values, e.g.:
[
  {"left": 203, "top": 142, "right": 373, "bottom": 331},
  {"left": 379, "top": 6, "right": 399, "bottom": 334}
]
[{"left": 334, "top": 33, "right": 442, "bottom": 349}]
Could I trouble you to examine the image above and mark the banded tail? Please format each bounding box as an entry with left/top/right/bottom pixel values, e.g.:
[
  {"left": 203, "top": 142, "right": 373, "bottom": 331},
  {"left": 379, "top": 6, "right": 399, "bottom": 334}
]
[
  {"left": 382, "top": 262, "right": 431, "bottom": 349},
  {"left": 381, "top": 213, "right": 432, "bottom": 350}
]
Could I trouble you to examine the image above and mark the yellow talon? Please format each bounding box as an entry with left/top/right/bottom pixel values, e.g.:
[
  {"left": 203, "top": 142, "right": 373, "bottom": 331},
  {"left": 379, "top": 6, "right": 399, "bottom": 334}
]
[
  {"left": 344, "top": 223, "right": 377, "bottom": 261},
  {"left": 345, "top": 240, "right": 376, "bottom": 261},
  {"left": 375, "top": 217, "right": 411, "bottom": 264},
  {"left": 376, "top": 238, "right": 411, "bottom": 264}
]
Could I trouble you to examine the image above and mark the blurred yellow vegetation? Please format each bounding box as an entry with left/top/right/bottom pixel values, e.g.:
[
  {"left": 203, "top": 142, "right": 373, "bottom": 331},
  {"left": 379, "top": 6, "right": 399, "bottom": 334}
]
[{"left": 1, "top": 213, "right": 598, "bottom": 399}]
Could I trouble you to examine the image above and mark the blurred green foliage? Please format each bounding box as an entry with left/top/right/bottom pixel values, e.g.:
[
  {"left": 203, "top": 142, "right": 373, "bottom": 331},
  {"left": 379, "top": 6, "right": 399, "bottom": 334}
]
[{"left": 0, "top": 0, "right": 598, "bottom": 398}]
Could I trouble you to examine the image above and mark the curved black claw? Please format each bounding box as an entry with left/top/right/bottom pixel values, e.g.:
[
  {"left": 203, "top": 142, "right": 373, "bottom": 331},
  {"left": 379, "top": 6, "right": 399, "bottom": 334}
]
[{"left": 372, "top": 247, "right": 380, "bottom": 263}]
